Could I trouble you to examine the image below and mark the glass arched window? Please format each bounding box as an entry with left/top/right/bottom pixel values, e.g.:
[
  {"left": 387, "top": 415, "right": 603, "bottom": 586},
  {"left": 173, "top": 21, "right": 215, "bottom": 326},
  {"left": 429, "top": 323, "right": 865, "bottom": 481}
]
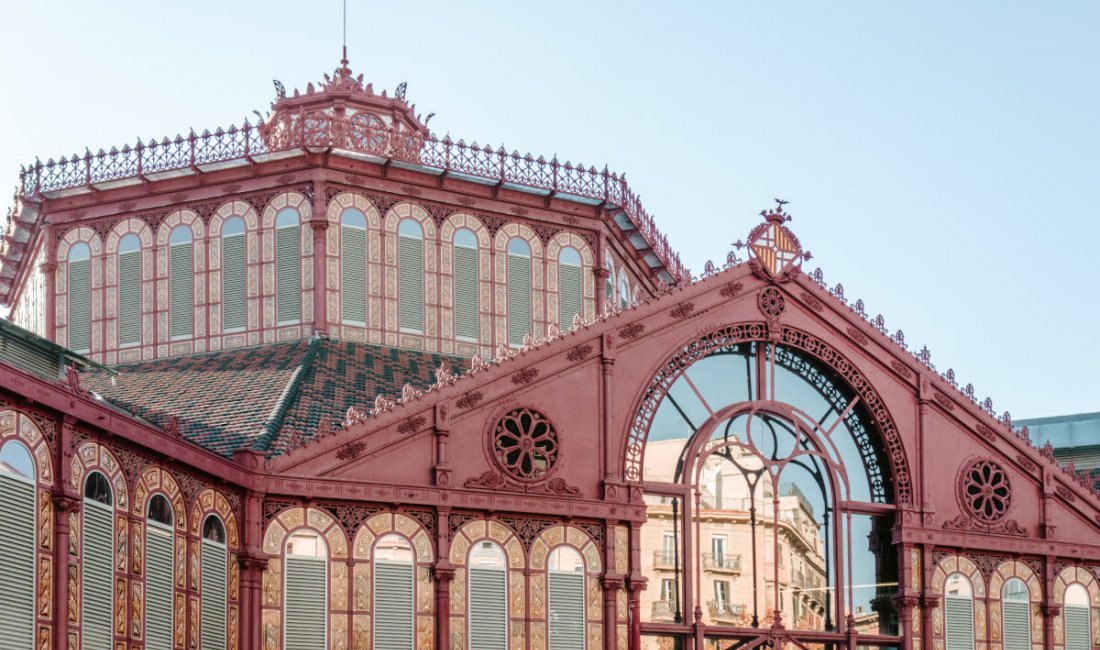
[
  {"left": 548, "top": 546, "right": 585, "bottom": 649},
  {"left": 200, "top": 515, "right": 227, "bottom": 649},
  {"left": 453, "top": 228, "right": 479, "bottom": 341},
  {"left": 341, "top": 209, "right": 368, "bottom": 325},
  {"left": 506, "top": 238, "right": 531, "bottom": 347},
  {"left": 1066, "top": 583, "right": 1090, "bottom": 650},
  {"left": 169, "top": 226, "right": 193, "bottom": 339},
  {"left": 68, "top": 243, "right": 92, "bottom": 352},
  {"left": 83, "top": 472, "right": 114, "bottom": 650},
  {"left": 145, "top": 495, "right": 174, "bottom": 650},
  {"left": 374, "top": 534, "right": 415, "bottom": 650},
  {"left": 618, "top": 275, "right": 630, "bottom": 309},
  {"left": 275, "top": 209, "right": 301, "bottom": 324},
  {"left": 221, "top": 217, "right": 247, "bottom": 332},
  {"left": 285, "top": 530, "right": 328, "bottom": 649},
  {"left": 945, "top": 573, "right": 974, "bottom": 650},
  {"left": 1003, "top": 577, "right": 1031, "bottom": 650},
  {"left": 398, "top": 219, "right": 424, "bottom": 333},
  {"left": 558, "top": 247, "right": 583, "bottom": 332},
  {"left": 118, "top": 234, "right": 142, "bottom": 347},
  {"left": 469, "top": 541, "right": 507, "bottom": 650},
  {"left": 0, "top": 441, "right": 36, "bottom": 647}
]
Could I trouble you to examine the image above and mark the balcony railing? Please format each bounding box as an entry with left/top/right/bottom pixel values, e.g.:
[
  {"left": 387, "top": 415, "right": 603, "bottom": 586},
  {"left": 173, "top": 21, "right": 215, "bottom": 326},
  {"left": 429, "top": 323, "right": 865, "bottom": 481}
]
[
  {"left": 707, "top": 600, "right": 746, "bottom": 621},
  {"left": 652, "top": 551, "right": 679, "bottom": 570},
  {"left": 701, "top": 552, "right": 742, "bottom": 573},
  {"left": 651, "top": 600, "right": 680, "bottom": 621}
]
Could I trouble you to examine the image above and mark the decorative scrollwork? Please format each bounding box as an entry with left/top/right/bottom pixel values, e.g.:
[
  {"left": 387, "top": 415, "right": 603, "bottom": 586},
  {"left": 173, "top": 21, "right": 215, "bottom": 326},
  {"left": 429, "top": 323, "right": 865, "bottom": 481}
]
[
  {"left": 758, "top": 287, "right": 786, "bottom": 319},
  {"left": 491, "top": 408, "right": 559, "bottom": 483},
  {"left": 959, "top": 459, "right": 1012, "bottom": 524}
]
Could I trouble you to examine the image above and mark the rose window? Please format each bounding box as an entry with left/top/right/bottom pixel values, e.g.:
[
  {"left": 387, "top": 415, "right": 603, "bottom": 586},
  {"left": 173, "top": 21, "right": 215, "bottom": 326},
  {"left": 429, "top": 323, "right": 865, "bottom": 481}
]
[
  {"left": 960, "top": 460, "right": 1011, "bottom": 523},
  {"left": 492, "top": 408, "right": 559, "bottom": 481}
]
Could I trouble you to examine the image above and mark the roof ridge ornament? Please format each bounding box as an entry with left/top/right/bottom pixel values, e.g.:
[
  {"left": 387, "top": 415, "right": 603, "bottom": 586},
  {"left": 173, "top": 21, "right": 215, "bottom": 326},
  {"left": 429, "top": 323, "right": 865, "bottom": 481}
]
[{"left": 733, "top": 198, "right": 812, "bottom": 283}]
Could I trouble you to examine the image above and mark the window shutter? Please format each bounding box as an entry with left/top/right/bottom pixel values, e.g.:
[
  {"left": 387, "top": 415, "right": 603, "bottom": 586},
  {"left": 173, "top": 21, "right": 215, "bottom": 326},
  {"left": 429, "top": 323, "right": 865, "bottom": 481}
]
[
  {"left": 1003, "top": 601, "right": 1031, "bottom": 650},
  {"left": 341, "top": 225, "right": 367, "bottom": 325},
  {"left": 507, "top": 254, "right": 531, "bottom": 347},
  {"left": 945, "top": 597, "right": 974, "bottom": 650},
  {"left": 145, "top": 524, "right": 174, "bottom": 650},
  {"left": 559, "top": 263, "right": 582, "bottom": 332},
  {"left": 0, "top": 475, "right": 35, "bottom": 648},
  {"left": 170, "top": 242, "right": 193, "bottom": 338},
  {"left": 82, "top": 500, "right": 115, "bottom": 650},
  {"left": 68, "top": 258, "right": 91, "bottom": 351},
  {"left": 284, "top": 556, "right": 328, "bottom": 650},
  {"left": 1066, "top": 605, "right": 1090, "bottom": 650},
  {"left": 453, "top": 245, "right": 478, "bottom": 340},
  {"left": 373, "top": 561, "right": 414, "bottom": 650},
  {"left": 398, "top": 234, "right": 424, "bottom": 332},
  {"left": 200, "top": 540, "right": 227, "bottom": 649},
  {"left": 276, "top": 226, "right": 301, "bottom": 323},
  {"left": 548, "top": 572, "right": 586, "bottom": 650},
  {"left": 221, "top": 234, "right": 246, "bottom": 331},
  {"left": 469, "top": 567, "right": 507, "bottom": 650},
  {"left": 119, "top": 249, "right": 142, "bottom": 346}
]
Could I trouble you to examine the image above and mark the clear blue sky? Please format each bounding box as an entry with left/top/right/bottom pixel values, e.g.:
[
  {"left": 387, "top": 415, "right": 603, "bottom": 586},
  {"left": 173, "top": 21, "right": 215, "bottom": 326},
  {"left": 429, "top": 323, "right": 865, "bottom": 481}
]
[{"left": 1, "top": 1, "right": 1097, "bottom": 419}]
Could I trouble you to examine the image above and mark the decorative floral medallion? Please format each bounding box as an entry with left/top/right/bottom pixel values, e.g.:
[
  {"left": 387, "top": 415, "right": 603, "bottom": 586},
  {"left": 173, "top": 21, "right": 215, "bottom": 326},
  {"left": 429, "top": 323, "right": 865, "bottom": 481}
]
[
  {"left": 959, "top": 459, "right": 1012, "bottom": 523},
  {"left": 490, "top": 408, "right": 559, "bottom": 482},
  {"left": 757, "top": 287, "right": 786, "bottom": 319}
]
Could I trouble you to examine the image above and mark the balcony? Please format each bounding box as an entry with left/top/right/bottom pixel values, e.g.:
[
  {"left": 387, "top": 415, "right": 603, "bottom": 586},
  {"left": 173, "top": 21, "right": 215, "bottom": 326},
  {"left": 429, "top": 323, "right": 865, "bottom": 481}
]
[
  {"left": 651, "top": 600, "right": 681, "bottom": 622},
  {"left": 702, "top": 552, "right": 742, "bottom": 574},
  {"left": 652, "top": 551, "right": 680, "bottom": 570},
  {"left": 707, "top": 600, "right": 747, "bottom": 623}
]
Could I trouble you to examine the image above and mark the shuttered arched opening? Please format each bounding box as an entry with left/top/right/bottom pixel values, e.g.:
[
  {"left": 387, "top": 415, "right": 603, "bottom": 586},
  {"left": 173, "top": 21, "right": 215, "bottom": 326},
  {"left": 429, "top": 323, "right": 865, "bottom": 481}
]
[
  {"left": 1066, "top": 584, "right": 1091, "bottom": 650},
  {"left": 618, "top": 276, "right": 630, "bottom": 310},
  {"left": 145, "top": 495, "right": 174, "bottom": 650},
  {"left": 548, "top": 546, "right": 586, "bottom": 650},
  {"left": 201, "top": 516, "right": 228, "bottom": 649},
  {"left": 169, "top": 227, "right": 193, "bottom": 339},
  {"left": 558, "top": 247, "right": 582, "bottom": 332},
  {"left": 469, "top": 541, "right": 508, "bottom": 650},
  {"left": 398, "top": 219, "right": 424, "bottom": 333},
  {"left": 275, "top": 209, "right": 301, "bottom": 324},
  {"left": 119, "top": 234, "right": 142, "bottom": 347},
  {"left": 945, "top": 573, "right": 974, "bottom": 650},
  {"left": 0, "top": 441, "right": 35, "bottom": 648},
  {"left": 453, "top": 229, "right": 478, "bottom": 341},
  {"left": 1003, "top": 578, "right": 1031, "bottom": 650},
  {"left": 374, "top": 534, "right": 415, "bottom": 650},
  {"left": 284, "top": 531, "right": 328, "bottom": 650},
  {"left": 506, "top": 239, "right": 531, "bottom": 347},
  {"left": 83, "top": 472, "right": 115, "bottom": 650},
  {"left": 68, "top": 243, "right": 92, "bottom": 352},
  {"left": 221, "top": 218, "right": 247, "bottom": 332},
  {"left": 340, "top": 210, "right": 368, "bottom": 325}
]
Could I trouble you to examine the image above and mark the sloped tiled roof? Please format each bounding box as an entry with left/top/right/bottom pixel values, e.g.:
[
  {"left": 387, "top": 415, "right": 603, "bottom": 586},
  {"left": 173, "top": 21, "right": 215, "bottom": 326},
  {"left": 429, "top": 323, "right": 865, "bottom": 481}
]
[{"left": 83, "top": 337, "right": 463, "bottom": 458}]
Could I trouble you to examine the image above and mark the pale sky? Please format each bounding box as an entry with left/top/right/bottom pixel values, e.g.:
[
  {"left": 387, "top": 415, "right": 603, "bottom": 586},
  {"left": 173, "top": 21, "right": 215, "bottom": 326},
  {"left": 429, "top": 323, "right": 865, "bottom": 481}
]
[{"left": 1, "top": 1, "right": 1097, "bottom": 419}]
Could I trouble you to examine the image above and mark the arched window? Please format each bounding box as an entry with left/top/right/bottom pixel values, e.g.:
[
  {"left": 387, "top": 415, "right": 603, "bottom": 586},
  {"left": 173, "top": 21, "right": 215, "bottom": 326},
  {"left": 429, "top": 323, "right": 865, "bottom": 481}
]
[
  {"left": 145, "top": 495, "right": 174, "bottom": 650},
  {"left": 68, "top": 243, "right": 92, "bottom": 352},
  {"left": 398, "top": 219, "right": 424, "bottom": 333},
  {"left": 548, "top": 546, "right": 586, "bottom": 650},
  {"left": 340, "top": 209, "right": 368, "bottom": 325},
  {"left": 275, "top": 209, "right": 301, "bottom": 324},
  {"left": 945, "top": 573, "right": 974, "bottom": 650},
  {"left": 118, "top": 234, "right": 142, "bottom": 347},
  {"left": 374, "top": 534, "right": 415, "bottom": 650},
  {"left": 169, "top": 227, "right": 193, "bottom": 339},
  {"left": 284, "top": 530, "right": 328, "bottom": 649},
  {"left": 1066, "top": 583, "right": 1090, "bottom": 650},
  {"left": 558, "top": 247, "right": 582, "bottom": 332},
  {"left": 0, "top": 441, "right": 36, "bottom": 647},
  {"left": 1002, "top": 577, "right": 1031, "bottom": 650},
  {"left": 506, "top": 238, "right": 531, "bottom": 347},
  {"left": 221, "top": 217, "right": 247, "bottom": 332},
  {"left": 453, "top": 229, "right": 479, "bottom": 341},
  {"left": 200, "top": 515, "right": 227, "bottom": 649},
  {"left": 83, "top": 472, "right": 114, "bottom": 650},
  {"left": 618, "top": 275, "right": 630, "bottom": 309},
  {"left": 469, "top": 541, "right": 508, "bottom": 650}
]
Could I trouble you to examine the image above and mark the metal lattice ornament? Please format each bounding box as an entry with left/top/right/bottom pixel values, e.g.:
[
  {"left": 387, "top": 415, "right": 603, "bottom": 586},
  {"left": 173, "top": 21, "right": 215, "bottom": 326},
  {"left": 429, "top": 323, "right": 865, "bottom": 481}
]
[
  {"left": 960, "top": 460, "right": 1012, "bottom": 523},
  {"left": 492, "top": 408, "right": 559, "bottom": 482},
  {"left": 758, "top": 287, "right": 786, "bottom": 319}
]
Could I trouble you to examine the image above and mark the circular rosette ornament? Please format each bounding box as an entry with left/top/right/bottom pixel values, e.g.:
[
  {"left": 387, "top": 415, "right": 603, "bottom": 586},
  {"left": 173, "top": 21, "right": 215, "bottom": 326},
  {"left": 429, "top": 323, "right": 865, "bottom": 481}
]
[
  {"left": 959, "top": 459, "right": 1012, "bottom": 523},
  {"left": 491, "top": 408, "right": 560, "bottom": 482}
]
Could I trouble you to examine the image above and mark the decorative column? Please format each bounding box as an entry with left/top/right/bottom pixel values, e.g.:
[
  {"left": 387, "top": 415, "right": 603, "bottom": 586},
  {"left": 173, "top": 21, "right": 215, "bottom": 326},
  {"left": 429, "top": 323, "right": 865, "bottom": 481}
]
[
  {"left": 310, "top": 219, "right": 329, "bottom": 336},
  {"left": 627, "top": 520, "right": 645, "bottom": 650},
  {"left": 434, "top": 402, "right": 452, "bottom": 487},
  {"left": 434, "top": 508, "right": 453, "bottom": 650},
  {"left": 920, "top": 545, "right": 938, "bottom": 650},
  {"left": 52, "top": 492, "right": 81, "bottom": 650},
  {"left": 1042, "top": 557, "right": 1058, "bottom": 650},
  {"left": 600, "top": 333, "right": 616, "bottom": 486}
]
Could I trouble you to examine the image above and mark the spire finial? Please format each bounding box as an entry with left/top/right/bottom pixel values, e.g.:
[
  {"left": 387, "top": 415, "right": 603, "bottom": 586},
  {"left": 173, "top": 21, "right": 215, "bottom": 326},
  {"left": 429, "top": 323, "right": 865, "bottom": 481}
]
[{"left": 340, "top": 0, "right": 349, "bottom": 68}]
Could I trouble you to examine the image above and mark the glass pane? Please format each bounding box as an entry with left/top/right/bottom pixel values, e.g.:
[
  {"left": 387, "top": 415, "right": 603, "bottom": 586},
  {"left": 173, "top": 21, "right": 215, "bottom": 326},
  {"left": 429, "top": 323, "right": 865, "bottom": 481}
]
[
  {"left": 847, "top": 513, "right": 898, "bottom": 635},
  {"left": 0, "top": 440, "right": 34, "bottom": 479},
  {"left": 202, "top": 516, "right": 225, "bottom": 543},
  {"left": 641, "top": 493, "right": 684, "bottom": 624},
  {"left": 375, "top": 533, "right": 413, "bottom": 563}
]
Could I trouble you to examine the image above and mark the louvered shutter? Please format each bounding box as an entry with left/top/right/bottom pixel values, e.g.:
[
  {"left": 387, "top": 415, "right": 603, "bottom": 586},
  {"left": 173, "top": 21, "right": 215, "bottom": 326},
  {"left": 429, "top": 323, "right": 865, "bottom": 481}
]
[
  {"left": 68, "top": 258, "right": 91, "bottom": 351},
  {"left": 200, "top": 540, "right": 227, "bottom": 649},
  {"left": 221, "top": 234, "right": 246, "bottom": 331},
  {"left": 374, "top": 561, "right": 414, "bottom": 650},
  {"left": 454, "top": 244, "right": 478, "bottom": 340},
  {"left": 145, "top": 524, "right": 174, "bottom": 650},
  {"left": 82, "top": 500, "right": 115, "bottom": 650},
  {"left": 284, "top": 556, "right": 328, "bottom": 650},
  {"left": 945, "top": 597, "right": 974, "bottom": 650},
  {"left": 1003, "top": 601, "right": 1031, "bottom": 650},
  {"left": 559, "top": 263, "right": 582, "bottom": 332},
  {"left": 469, "top": 568, "right": 507, "bottom": 650},
  {"left": 1066, "top": 605, "right": 1090, "bottom": 650},
  {"left": 119, "top": 249, "right": 142, "bottom": 346},
  {"left": 341, "top": 225, "right": 367, "bottom": 324},
  {"left": 507, "top": 254, "right": 531, "bottom": 347},
  {"left": 548, "top": 573, "right": 585, "bottom": 650},
  {"left": 170, "top": 241, "right": 193, "bottom": 338},
  {"left": 0, "top": 475, "right": 35, "bottom": 649},
  {"left": 276, "top": 225, "right": 301, "bottom": 323},
  {"left": 398, "top": 234, "right": 424, "bottom": 332}
]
